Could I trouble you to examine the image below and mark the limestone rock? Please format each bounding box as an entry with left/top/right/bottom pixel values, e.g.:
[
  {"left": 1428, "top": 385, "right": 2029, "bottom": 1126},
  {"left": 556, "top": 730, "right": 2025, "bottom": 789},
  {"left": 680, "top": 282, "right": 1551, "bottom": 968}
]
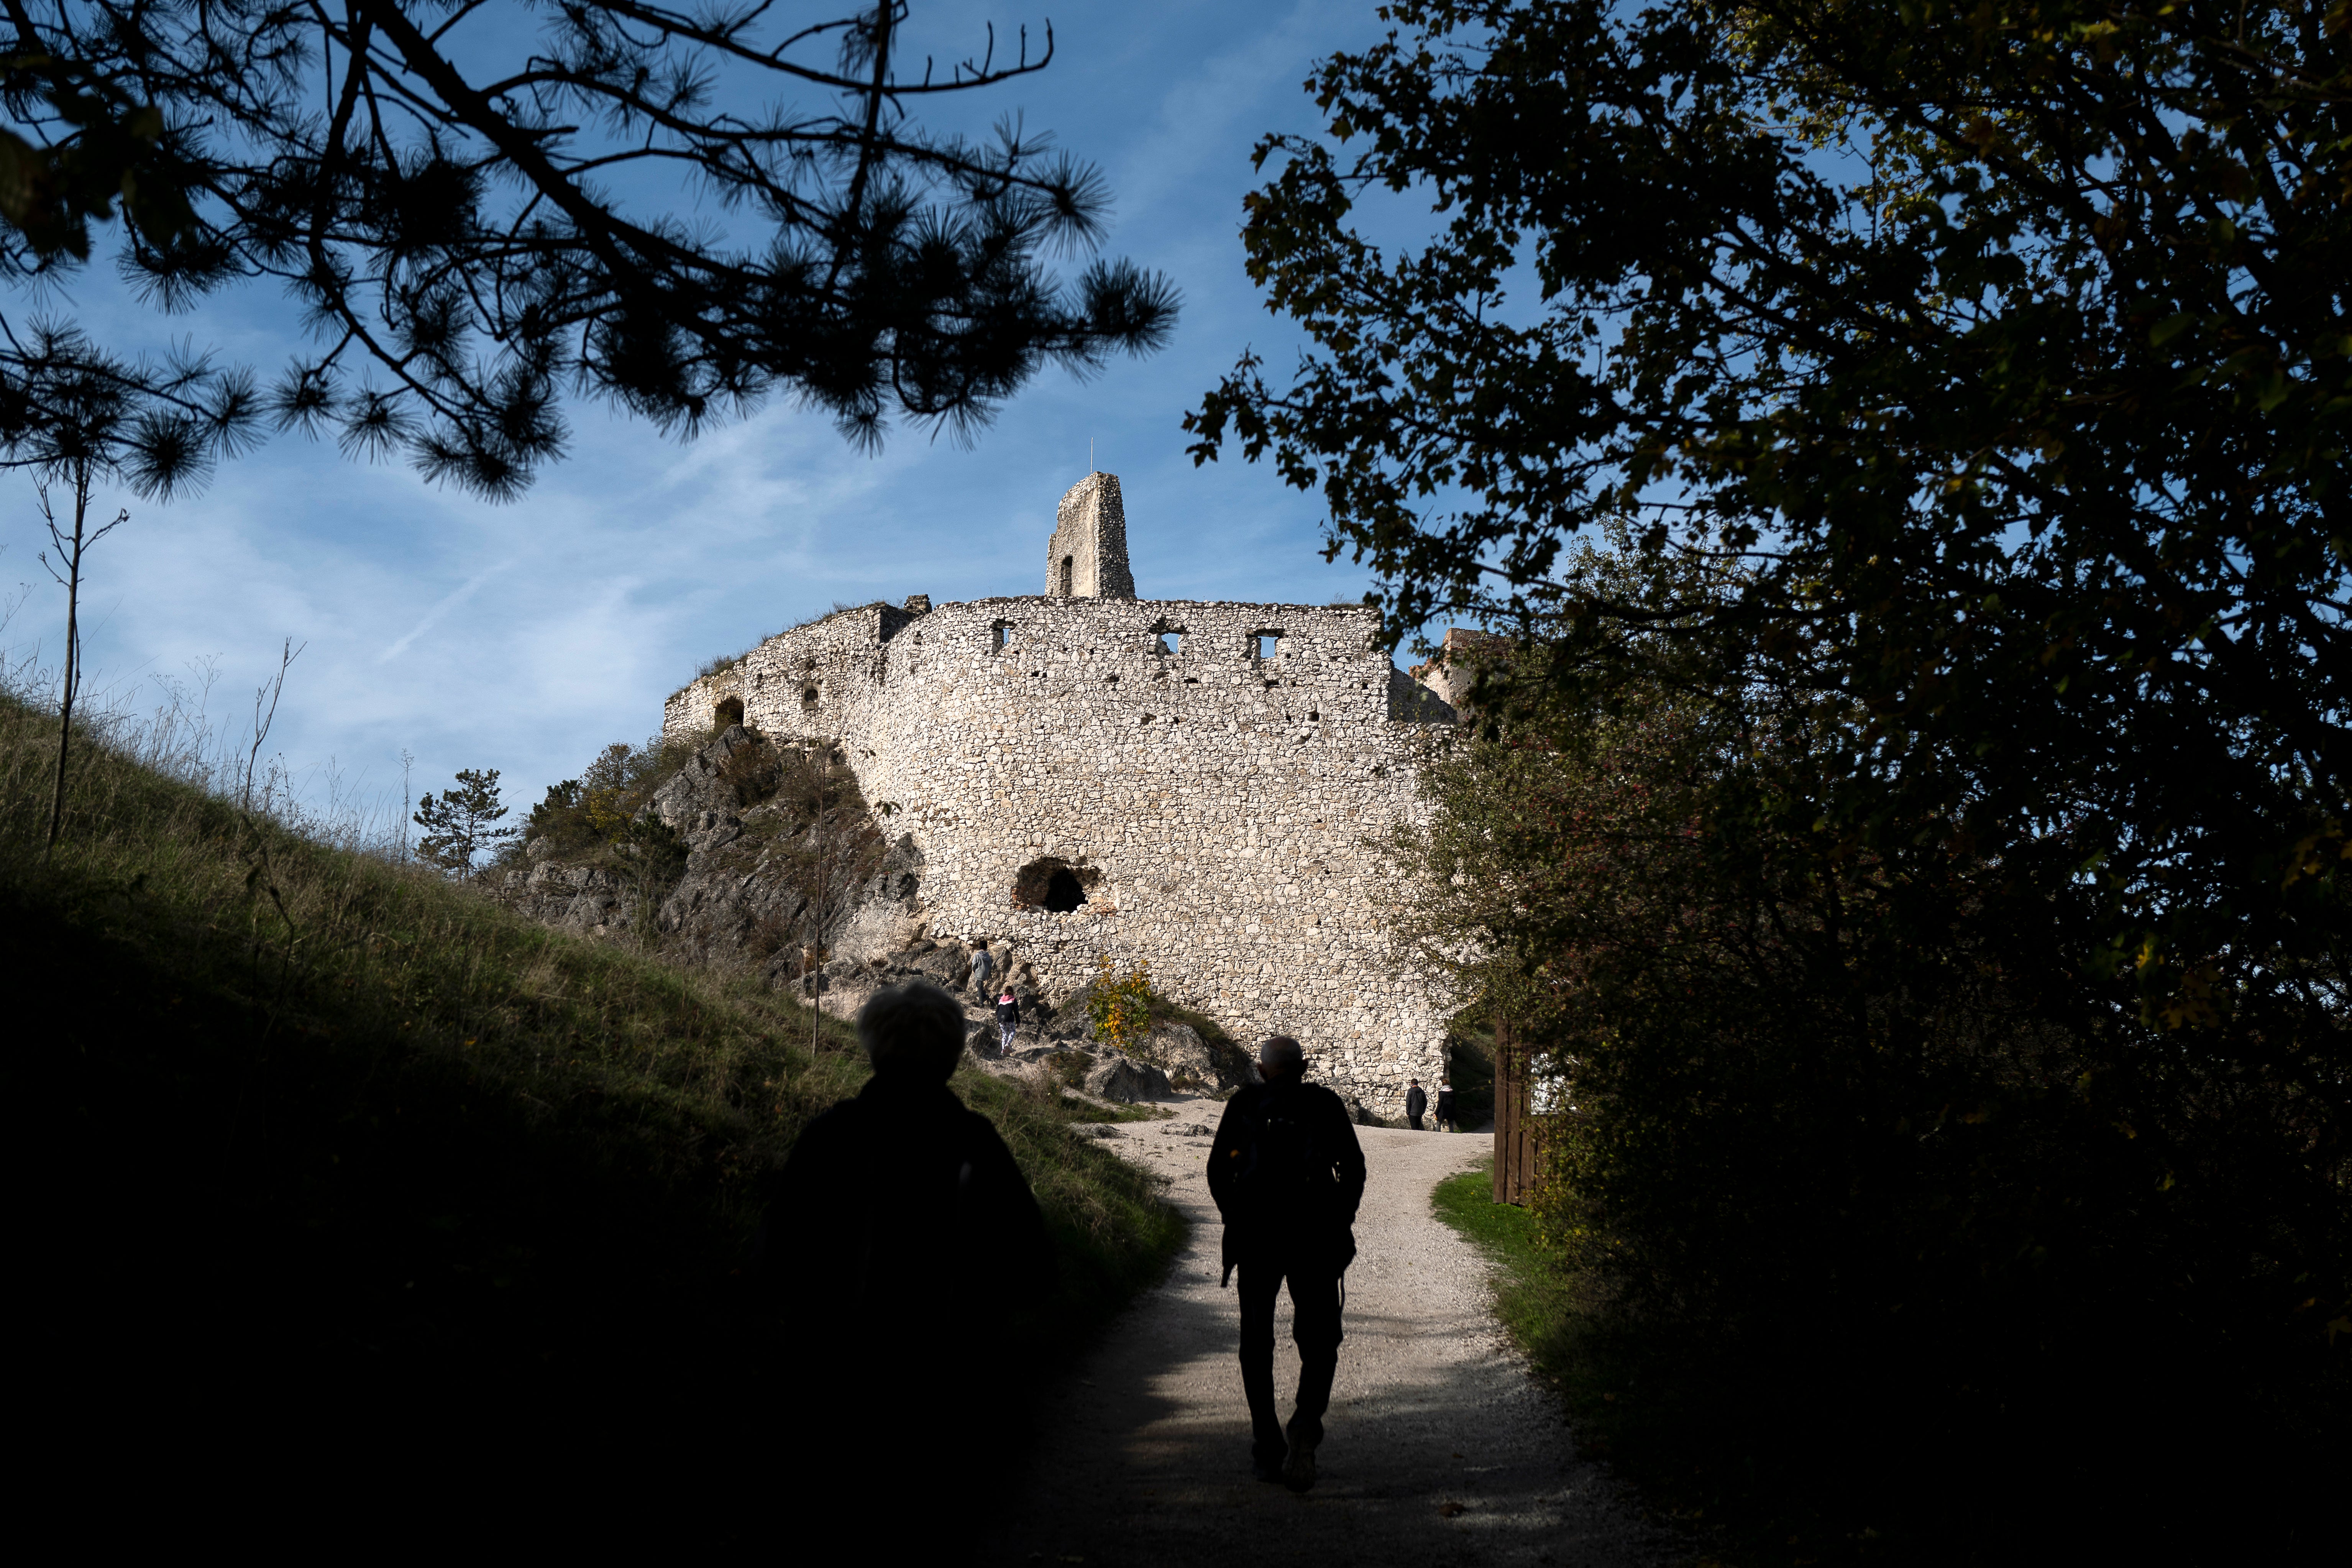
[{"left": 1084, "top": 1052, "right": 1171, "bottom": 1104}]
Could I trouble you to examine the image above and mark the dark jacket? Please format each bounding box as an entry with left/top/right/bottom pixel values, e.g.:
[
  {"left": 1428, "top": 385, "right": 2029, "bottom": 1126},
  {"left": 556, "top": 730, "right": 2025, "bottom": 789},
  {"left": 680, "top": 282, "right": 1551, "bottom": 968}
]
[
  {"left": 1405, "top": 1085, "right": 1428, "bottom": 1120},
  {"left": 994, "top": 995, "right": 1020, "bottom": 1029},
  {"left": 1207, "top": 1079, "right": 1367, "bottom": 1279},
  {"left": 752, "top": 1074, "right": 1050, "bottom": 1333},
  {"left": 1434, "top": 1087, "right": 1456, "bottom": 1121}
]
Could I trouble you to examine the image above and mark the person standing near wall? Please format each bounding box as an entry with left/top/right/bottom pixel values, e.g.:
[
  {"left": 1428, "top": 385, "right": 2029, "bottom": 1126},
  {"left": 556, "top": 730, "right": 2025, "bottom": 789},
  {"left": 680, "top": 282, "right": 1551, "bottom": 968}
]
[
  {"left": 1207, "top": 1036, "right": 1367, "bottom": 1492},
  {"left": 1404, "top": 1078, "right": 1428, "bottom": 1131},
  {"left": 1434, "top": 1078, "right": 1456, "bottom": 1133},
  {"left": 995, "top": 990, "right": 1021, "bottom": 1055},
  {"left": 970, "top": 940, "right": 995, "bottom": 997}
]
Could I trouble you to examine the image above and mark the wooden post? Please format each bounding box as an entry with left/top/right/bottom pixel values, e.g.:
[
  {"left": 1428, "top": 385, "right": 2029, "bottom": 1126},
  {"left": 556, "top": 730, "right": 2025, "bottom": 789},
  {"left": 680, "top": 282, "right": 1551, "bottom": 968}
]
[{"left": 1493, "top": 1017, "right": 1536, "bottom": 1205}]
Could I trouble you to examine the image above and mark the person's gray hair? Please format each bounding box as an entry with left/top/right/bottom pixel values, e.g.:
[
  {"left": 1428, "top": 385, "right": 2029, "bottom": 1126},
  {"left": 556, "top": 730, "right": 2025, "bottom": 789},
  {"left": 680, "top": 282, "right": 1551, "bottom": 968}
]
[
  {"left": 857, "top": 980, "right": 968, "bottom": 1080},
  {"left": 1258, "top": 1035, "right": 1304, "bottom": 1071}
]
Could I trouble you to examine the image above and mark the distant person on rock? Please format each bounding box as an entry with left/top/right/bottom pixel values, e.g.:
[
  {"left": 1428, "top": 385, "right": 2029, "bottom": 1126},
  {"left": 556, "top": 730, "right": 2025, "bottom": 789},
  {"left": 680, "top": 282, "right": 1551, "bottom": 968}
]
[
  {"left": 751, "top": 980, "right": 1051, "bottom": 1488},
  {"left": 1405, "top": 1078, "right": 1428, "bottom": 1130},
  {"left": 1435, "top": 1078, "right": 1457, "bottom": 1133},
  {"left": 970, "top": 941, "right": 995, "bottom": 996},
  {"left": 1207, "top": 1035, "right": 1367, "bottom": 1493},
  {"left": 996, "top": 990, "right": 1021, "bottom": 1054}
]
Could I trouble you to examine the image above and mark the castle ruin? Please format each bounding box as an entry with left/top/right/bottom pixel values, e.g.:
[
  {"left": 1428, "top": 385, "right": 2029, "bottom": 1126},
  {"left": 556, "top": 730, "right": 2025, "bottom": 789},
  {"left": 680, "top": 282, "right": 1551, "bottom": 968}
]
[{"left": 661, "top": 473, "right": 1458, "bottom": 1115}]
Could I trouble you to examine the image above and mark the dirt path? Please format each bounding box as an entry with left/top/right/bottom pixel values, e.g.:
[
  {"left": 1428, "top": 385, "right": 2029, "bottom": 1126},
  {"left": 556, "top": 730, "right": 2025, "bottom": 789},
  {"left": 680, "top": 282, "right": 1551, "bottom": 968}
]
[{"left": 982, "top": 1109, "right": 1662, "bottom": 1566}]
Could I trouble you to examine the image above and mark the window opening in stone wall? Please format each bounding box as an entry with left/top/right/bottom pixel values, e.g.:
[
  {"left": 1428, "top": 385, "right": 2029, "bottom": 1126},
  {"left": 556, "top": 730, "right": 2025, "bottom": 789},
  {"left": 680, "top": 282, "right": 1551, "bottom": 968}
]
[
  {"left": 992, "top": 620, "right": 1011, "bottom": 652},
  {"left": 1060, "top": 555, "right": 1074, "bottom": 595},
  {"left": 713, "top": 695, "right": 744, "bottom": 729},
  {"left": 1156, "top": 629, "right": 1183, "bottom": 655},
  {"left": 801, "top": 686, "right": 819, "bottom": 709},
  {"left": 1256, "top": 631, "right": 1282, "bottom": 659}
]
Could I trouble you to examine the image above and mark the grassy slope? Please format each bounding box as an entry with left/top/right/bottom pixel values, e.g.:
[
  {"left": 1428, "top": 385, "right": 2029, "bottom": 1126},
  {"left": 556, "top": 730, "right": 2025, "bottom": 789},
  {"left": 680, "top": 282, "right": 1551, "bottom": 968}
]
[{"left": 4, "top": 696, "right": 1180, "bottom": 1520}]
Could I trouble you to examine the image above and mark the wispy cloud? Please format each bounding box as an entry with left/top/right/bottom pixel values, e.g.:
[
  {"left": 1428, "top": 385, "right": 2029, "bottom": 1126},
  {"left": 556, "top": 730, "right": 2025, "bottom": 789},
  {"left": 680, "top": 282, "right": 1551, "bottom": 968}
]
[{"left": 378, "top": 562, "right": 510, "bottom": 664}]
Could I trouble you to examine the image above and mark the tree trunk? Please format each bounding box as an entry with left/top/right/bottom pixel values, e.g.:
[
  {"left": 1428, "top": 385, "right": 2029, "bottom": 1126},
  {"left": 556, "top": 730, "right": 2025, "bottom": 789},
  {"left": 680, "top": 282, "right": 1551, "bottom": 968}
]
[{"left": 45, "top": 463, "right": 90, "bottom": 859}]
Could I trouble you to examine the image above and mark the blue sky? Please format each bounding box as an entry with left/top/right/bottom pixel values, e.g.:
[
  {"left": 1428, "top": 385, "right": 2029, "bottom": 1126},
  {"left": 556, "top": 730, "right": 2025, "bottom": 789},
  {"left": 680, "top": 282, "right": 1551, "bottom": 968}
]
[{"left": 2, "top": 0, "right": 1411, "bottom": 825}]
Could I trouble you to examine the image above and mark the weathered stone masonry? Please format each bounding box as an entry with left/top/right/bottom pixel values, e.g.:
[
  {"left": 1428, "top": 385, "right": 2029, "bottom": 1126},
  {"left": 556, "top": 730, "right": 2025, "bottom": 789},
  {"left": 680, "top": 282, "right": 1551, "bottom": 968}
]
[{"left": 662, "top": 473, "right": 1457, "bottom": 1115}]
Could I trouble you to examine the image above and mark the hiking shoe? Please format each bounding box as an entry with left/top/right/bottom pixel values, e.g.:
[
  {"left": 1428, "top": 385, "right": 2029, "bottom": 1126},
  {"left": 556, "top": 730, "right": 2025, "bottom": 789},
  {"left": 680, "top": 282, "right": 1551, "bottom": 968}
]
[{"left": 1281, "top": 1430, "right": 1318, "bottom": 1493}]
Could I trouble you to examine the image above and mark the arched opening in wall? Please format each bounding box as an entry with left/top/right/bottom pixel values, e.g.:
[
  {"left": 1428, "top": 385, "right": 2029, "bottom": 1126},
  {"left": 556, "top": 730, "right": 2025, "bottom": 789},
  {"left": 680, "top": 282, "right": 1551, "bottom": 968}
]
[
  {"left": 712, "top": 696, "right": 744, "bottom": 729},
  {"left": 1060, "top": 555, "right": 1074, "bottom": 596},
  {"left": 801, "top": 685, "right": 819, "bottom": 711},
  {"left": 1012, "top": 855, "right": 1100, "bottom": 914}
]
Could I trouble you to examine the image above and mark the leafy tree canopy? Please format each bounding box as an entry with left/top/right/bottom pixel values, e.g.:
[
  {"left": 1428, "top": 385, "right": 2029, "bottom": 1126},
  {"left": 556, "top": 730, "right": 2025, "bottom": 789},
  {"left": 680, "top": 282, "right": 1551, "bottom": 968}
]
[
  {"left": 2, "top": 2, "right": 1178, "bottom": 497},
  {"left": 1191, "top": 0, "right": 2350, "bottom": 1055}
]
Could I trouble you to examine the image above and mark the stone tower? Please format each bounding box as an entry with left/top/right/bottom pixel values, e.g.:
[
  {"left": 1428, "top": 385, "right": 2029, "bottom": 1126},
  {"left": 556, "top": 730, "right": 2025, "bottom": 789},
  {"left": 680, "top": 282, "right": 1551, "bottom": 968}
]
[{"left": 1045, "top": 471, "right": 1137, "bottom": 599}]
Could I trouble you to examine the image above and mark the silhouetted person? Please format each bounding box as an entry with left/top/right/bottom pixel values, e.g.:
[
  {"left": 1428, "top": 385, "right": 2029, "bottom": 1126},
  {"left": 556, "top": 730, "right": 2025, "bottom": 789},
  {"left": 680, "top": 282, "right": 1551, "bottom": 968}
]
[
  {"left": 1435, "top": 1078, "right": 1457, "bottom": 1133},
  {"left": 1207, "top": 1035, "right": 1366, "bottom": 1492},
  {"left": 753, "top": 981, "right": 1050, "bottom": 1490},
  {"left": 995, "top": 990, "right": 1021, "bottom": 1054},
  {"left": 1405, "top": 1078, "right": 1427, "bottom": 1130}
]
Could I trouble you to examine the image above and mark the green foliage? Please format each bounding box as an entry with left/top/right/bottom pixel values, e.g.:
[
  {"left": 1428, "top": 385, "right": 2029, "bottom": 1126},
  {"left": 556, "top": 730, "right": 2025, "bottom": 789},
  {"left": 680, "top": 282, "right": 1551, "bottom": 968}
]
[
  {"left": 520, "top": 738, "right": 692, "bottom": 860},
  {"left": 1211, "top": 8, "right": 2351, "bottom": 1552},
  {"left": 411, "top": 766, "right": 515, "bottom": 875},
  {"left": 1398, "top": 606, "right": 2348, "bottom": 1555},
  {"left": 1192, "top": 0, "right": 2352, "bottom": 1029}
]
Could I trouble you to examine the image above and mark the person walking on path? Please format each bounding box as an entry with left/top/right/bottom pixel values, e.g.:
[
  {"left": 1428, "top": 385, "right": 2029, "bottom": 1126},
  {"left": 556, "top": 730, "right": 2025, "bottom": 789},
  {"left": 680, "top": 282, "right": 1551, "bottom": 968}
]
[
  {"left": 970, "top": 940, "right": 995, "bottom": 996},
  {"left": 1207, "top": 1035, "right": 1367, "bottom": 1494},
  {"left": 1404, "top": 1079, "right": 1428, "bottom": 1131},
  {"left": 750, "top": 979, "right": 1051, "bottom": 1500},
  {"left": 995, "top": 990, "right": 1021, "bottom": 1055},
  {"left": 1434, "top": 1078, "right": 1457, "bottom": 1133}
]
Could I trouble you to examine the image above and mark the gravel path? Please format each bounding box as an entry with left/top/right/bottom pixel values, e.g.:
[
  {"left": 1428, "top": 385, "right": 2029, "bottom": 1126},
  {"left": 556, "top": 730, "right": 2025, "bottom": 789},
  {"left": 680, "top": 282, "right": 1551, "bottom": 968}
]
[{"left": 982, "top": 1107, "right": 1663, "bottom": 1566}]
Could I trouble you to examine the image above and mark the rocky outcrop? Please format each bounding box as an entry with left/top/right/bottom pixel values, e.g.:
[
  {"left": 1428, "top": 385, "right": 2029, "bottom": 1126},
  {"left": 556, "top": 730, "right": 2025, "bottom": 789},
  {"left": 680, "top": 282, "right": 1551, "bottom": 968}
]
[
  {"left": 1083, "top": 1053, "right": 1173, "bottom": 1104},
  {"left": 495, "top": 726, "right": 1252, "bottom": 1084}
]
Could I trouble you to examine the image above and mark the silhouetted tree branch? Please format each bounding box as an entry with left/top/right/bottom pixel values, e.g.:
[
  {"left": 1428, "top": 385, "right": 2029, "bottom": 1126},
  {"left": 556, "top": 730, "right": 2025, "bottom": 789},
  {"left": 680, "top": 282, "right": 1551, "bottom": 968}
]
[{"left": 1, "top": 2, "right": 1178, "bottom": 496}]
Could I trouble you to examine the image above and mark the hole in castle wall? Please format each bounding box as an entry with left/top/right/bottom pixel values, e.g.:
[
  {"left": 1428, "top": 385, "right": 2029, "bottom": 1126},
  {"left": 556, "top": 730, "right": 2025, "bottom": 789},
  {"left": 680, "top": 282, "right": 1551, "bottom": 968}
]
[
  {"left": 713, "top": 696, "right": 744, "bottom": 729},
  {"left": 801, "top": 687, "right": 819, "bottom": 709},
  {"left": 1060, "top": 555, "right": 1074, "bottom": 595},
  {"left": 992, "top": 621, "right": 1010, "bottom": 652},
  {"left": 1256, "top": 631, "right": 1282, "bottom": 659},
  {"left": 1012, "top": 855, "right": 1101, "bottom": 914}
]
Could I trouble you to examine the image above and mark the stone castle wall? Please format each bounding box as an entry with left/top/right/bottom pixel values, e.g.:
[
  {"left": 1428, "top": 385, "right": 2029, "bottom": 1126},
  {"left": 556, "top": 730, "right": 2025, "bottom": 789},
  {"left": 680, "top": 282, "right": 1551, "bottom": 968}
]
[{"left": 663, "top": 593, "right": 1458, "bottom": 1114}]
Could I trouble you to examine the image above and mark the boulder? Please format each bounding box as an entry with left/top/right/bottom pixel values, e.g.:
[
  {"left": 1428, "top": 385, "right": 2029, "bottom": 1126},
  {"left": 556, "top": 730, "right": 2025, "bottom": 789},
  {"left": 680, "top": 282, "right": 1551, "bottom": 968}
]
[
  {"left": 904, "top": 942, "right": 971, "bottom": 990},
  {"left": 1084, "top": 1052, "right": 1172, "bottom": 1104}
]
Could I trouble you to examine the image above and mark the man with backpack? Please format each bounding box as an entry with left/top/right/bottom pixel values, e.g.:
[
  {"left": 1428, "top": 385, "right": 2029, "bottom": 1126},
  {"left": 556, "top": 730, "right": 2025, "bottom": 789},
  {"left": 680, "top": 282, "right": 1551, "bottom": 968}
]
[{"left": 1206, "top": 1035, "right": 1367, "bottom": 1492}]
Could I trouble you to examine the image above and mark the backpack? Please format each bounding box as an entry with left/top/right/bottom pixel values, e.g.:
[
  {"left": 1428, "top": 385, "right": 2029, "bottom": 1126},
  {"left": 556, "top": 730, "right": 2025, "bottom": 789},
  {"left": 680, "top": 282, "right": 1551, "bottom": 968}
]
[{"left": 1232, "top": 1086, "right": 1329, "bottom": 1216}]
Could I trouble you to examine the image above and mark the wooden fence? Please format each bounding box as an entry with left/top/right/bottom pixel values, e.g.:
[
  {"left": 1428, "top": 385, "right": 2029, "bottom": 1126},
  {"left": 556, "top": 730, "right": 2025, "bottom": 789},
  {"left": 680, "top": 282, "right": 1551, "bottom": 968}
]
[{"left": 1492, "top": 1016, "right": 1540, "bottom": 1205}]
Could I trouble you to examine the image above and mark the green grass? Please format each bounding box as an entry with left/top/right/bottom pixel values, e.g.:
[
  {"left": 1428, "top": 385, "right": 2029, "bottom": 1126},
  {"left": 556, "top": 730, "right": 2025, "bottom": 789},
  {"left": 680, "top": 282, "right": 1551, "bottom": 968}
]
[
  {"left": 1431, "top": 1162, "right": 1582, "bottom": 1381},
  {"left": 3, "top": 690, "right": 1182, "bottom": 1501}
]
